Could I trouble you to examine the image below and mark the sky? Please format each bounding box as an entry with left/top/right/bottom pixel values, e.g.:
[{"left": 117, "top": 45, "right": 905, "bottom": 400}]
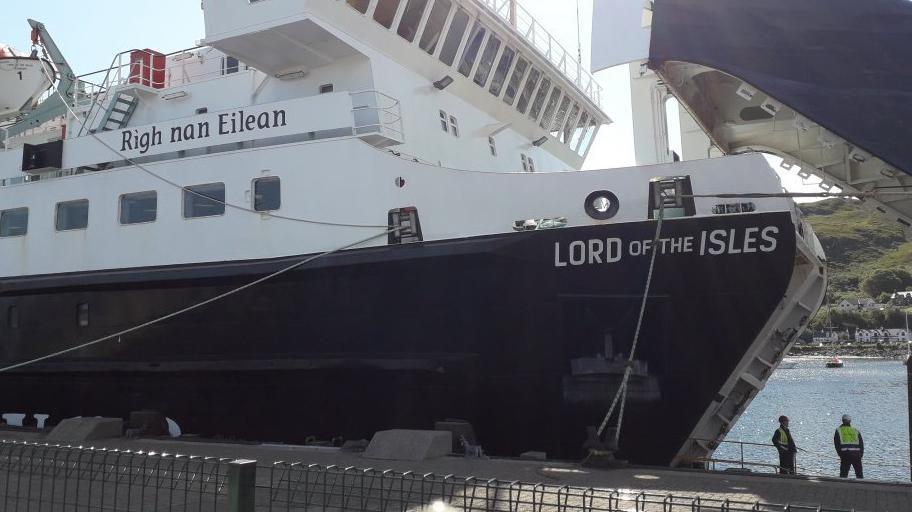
[{"left": 1, "top": 0, "right": 820, "bottom": 195}]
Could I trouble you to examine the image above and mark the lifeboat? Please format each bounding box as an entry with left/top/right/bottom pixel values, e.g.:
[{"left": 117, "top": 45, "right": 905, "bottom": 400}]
[
  {"left": 0, "top": 44, "right": 54, "bottom": 122},
  {"left": 826, "top": 357, "right": 845, "bottom": 368}
]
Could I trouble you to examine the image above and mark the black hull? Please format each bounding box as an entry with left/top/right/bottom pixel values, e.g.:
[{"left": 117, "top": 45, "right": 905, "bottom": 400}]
[{"left": 0, "top": 212, "right": 797, "bottom": 465}]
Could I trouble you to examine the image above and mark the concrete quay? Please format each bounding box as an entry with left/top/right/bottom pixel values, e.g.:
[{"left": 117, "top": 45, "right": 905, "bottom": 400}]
[{"left": 0, "top": 429, "right": 910, "bottom": 511}]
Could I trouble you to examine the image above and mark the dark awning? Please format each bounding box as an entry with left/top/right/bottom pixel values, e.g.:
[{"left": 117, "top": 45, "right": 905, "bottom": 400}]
[{"left": 649, "top": 0, "right": 912, "bottom": 174}]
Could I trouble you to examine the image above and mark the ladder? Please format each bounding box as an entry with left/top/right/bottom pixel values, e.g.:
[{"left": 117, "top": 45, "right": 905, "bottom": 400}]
[{"left": 98, "top": 91, "right": 139, "bottom": 132}]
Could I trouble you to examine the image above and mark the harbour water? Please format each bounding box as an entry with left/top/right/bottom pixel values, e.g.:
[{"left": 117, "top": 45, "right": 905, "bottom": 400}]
[{"left": 715, "top": 357, "right": 911, "bottom": 482}]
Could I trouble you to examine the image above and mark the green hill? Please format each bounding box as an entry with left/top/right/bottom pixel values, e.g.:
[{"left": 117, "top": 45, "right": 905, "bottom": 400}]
[{"left": 800, "top": 199, "right": 910, "bottom": 297}]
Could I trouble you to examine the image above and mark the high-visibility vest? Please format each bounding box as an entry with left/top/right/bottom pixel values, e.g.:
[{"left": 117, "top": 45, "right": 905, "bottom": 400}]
[
  {"left": 838, "top": 425, "right": 861, "bottom": 452},
  {"left": 777, "top": 428, "right": 789, "bottom": 445}
]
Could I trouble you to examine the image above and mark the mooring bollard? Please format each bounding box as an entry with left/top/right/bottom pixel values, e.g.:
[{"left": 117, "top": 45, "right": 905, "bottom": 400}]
[{"left": 228, "top": 459, "right": 257, "bottom": 512}]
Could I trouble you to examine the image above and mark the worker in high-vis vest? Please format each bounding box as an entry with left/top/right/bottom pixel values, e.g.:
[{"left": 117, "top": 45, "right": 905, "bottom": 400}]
[
  {"left": 834, "top": 414, "right": 864, "bottom": 478},
  {"left": 771, "top": 415, "right": 797, "bottom": 474}
]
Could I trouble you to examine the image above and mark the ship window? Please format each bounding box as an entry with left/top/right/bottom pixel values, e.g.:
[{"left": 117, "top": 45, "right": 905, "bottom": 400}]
[
  {"left": 419, "top": 0, "right": 451, "bottom": 54},
  {"left": 515, "top": 67, "right": 541, "bottom": 114},
  {"left": 550, "top": 97, "right": 572, "bottom": 136},
  {"left": 473, "top": 35, "right": 501, "bottom": 87},
  {"left": 561, "top": 104, "right": 581, "bottom": 143},
  {"left": 438, "top": 8, "right": 469, "bottom": 65},
  {"left": 7, "top": 306, "right": 18, "bottom": 329},
  {"left": 439, "top": 110, "right": 449, "bottom": 133},
  {"left": 569, "top": 112, "right": 590, "bottom": 150},
  {"left": 528, "top": 157, "right": 535, "bottom": 172},
  {"left": 489, "top": 136, "right": 497, "bottom": 157},
  {"left": 183, "top": 182, "right": 226, "bottom": 218},
  {"left": 253, "top": 176, "right": 281, "bottom": 211},
  {"left": 539, "top": 88, "right": 562, "bottom": 129},
  {"left": 528, "top": 78, "right": 552, "bottom": 121},
  {"left": 521, "top": 153, "right": 530, "bottom": 172},
  {"left": 577, "top": 118, "right": 599, "bottom": 156},
  {"left": 488, "top": 46, "right": 515, "bottom": 97},
  {"left": 346, "top": 0, "right": 370, "bottom": 13},
  {"left": 373, "top": 0, "right": 401, "bottom": 28},
  {"left": 397, "top": 0, "right": 429, "bottom": 42},
  {"left": 222, "top": 56, "right": 239, "bottom": 75},
  {"left": 0, "top": 208, "right": 28, "bottom": 237},
  {"left": 55, "top": 199, "right": 89, "bottom": 231},
  {"left": 319, "top": 84, "right": 334, "bottom": 94},
  {"left": 77, "top": 303, "right": 89, "bottom": 328},
  {"left": 457, "top": 22, "right": 487, "bottom": 77},
  {"left": 502, "top": 57, "right": 529, "bottom": 106},
  {"left": 449, "top": 115, "right": 459, "bottom": 137},
  {"left": 120, "top": 191, "right": 157, "bottom": 225}
]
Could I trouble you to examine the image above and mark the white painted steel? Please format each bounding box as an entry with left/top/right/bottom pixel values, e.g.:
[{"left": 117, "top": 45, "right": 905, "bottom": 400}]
[
  {"left": 590, "top": 0, "right": 652, "bottom": 73},
  {"left": 0, "top": 57, "right": 53, "bottom": 121}
]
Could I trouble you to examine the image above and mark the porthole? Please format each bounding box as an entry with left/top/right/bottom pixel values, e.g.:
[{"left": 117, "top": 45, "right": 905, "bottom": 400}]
[{"left": 584, "top": 190, "right": 619, "bottom": 220}]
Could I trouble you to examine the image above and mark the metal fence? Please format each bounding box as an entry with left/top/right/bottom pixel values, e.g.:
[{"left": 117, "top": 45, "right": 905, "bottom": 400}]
[{"left": 0, "top": 440, "right": 863, "bottom": 512}]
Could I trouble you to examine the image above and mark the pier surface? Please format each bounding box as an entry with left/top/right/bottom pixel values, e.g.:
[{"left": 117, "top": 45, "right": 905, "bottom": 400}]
[{"left": 0, "top": 430, "right": 910, "bottom": 511}]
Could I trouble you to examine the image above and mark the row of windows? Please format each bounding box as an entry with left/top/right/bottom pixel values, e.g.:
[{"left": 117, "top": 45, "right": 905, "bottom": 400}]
[
  {"left": 0, "top": 177, "right": 281, "bottom": 237},
  {"left": 345, "top": 0, "right": 600, "bottom": 157},
  {"left": 438, "top": 110, "right": 460, "bottom": 137}
]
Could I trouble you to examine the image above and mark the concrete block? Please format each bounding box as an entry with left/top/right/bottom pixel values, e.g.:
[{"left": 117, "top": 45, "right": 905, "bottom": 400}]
[
  {"left": 46, "top": 417, "right": 123, "bottom": 442},
  {"left": 363, "top": 430, "right": 452, "bottom": 461}
]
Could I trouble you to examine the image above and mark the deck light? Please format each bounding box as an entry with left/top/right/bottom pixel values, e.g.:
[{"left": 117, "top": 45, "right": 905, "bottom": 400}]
[
  {"left": 532, "top": 136, "right": 548, "bottom": 147},
  {"left": 433, "top": 75, "right": 454, "bottom": 90}
]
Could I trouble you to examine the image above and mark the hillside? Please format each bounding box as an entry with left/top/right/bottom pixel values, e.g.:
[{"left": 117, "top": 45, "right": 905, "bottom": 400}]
[{"left": 800, "top": 199, "right": 911, "bottom": 296}]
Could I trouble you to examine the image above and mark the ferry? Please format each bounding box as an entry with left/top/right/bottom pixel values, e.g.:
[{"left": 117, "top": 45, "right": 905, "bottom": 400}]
[{"left": 0, "top": 0, "right": 835, "bottom": 466}]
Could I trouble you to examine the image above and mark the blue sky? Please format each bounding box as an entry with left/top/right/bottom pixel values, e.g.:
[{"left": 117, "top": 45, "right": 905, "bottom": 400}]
[{"left": 1, "top": 0, "right": 819, "bottom": 193}]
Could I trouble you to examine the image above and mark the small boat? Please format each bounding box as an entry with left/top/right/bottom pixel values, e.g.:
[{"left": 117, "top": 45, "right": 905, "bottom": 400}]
[
  {"left": 0, "top": 44, "right": 54, "bottom": 121},
  {"left": 826, "top": 357, "right": 845, "bottom": 368}
]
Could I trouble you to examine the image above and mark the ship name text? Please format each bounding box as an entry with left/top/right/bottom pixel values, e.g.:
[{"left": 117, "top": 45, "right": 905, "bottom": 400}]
[
  {"left": 554, "top": 226, "right": 779, "bottom": 267},
  {"left": 120, "top": 109, "right": 288, "bottom": 154}
]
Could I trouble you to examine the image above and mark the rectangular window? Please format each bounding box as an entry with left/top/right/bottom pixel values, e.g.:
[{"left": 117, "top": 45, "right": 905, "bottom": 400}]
[
  {"left": 373, "top": 0, "right": 401, "bottom": 28},
  {"left": 577, "top": 118, "right": 599, "bottom": 156},
  {"left": 439, "top": 9, "right": 469, "bottom": 66},
  {"left": 488, "top": 47, "right": 515, "bottom": 97},
  {"left": 346, "top": 0, "right": 370, "bottom": 13},
  {"left": 7, "top": 306, "right": 18, "bottom": 329},
  {"left": 539, "top": 88, "right": 562, "bottom": 129},
  {"left": 222, "top": 56, "right": 239, "bottom": 75},
  {"left": 0, "top": 208, "right": 28, "bottom": 237},
  {"left": 439, "top": 110, "right": 449, "bottom": 133},
  {"left": 521, "top": 154, "right": 529, "bottom": 171},
  {"left": 561, "top": 104, "right": 581, "bottom": 143},
  {"left": 55, "top": 199, "right": 89, "bottom": 231},
  {"left": 449, "top": 115, "right": 459, "bottom": 137},
  {"left": 515, "top": 67, "right": 541, "bottom": 114},
  {"left": 419, "top": 0, "right": 452, "bottom": 54},
  {"left": 488, "top": 136, "right": 497, "bottom": 157},
  {"left": 457, "top": 22, "right": 486, "bottom": 77},
  {"left": 254, "top": 176, "right": 281, "bottom": 211},
  {"left": 319, "top": 84, "right": 334, "bottom": 94},
  {"left": 397, "top": 0, "right": 429, "bottom": 42},
  {"left": 528, "top": 78, "right": 551, "bottom": 121},
  {"left": 502, "top": 57, "right": 529, "bottom": 106},
  {"left": 528, "top": 157, "right": 535, "bottom": 172},
  {"left": 120, "top": 191, "right": 157, "bottom": 225},
  {"left": 77, "top": 303, "right": 89, "bottom": 328},
  {"left": 550, "top": 97, "right": 572, "bottom": 136},
  {"left": 473, "top": 35, "right": 501, "bottom": 87},
  {"left": 183, "top": 183, "right": 226, "bottom": 218},
  {"left": 569, "top": 112, "right": 590, "bottom": 150}
]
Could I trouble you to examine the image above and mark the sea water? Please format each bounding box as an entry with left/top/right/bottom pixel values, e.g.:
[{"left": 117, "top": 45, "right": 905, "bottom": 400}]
[{"left": 714, "top": 357, "right": 911, "bottom": 481}]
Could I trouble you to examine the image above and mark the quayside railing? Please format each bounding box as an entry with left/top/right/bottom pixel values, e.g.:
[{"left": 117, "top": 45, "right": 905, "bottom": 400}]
[{"left": 0, "top": 440, "right": 863, "bottom": 512}]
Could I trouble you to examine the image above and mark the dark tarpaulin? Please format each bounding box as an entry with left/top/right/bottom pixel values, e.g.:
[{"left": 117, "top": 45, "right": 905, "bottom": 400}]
[{"left": 648, "top": 0, "right": 912, "bottom": 174}]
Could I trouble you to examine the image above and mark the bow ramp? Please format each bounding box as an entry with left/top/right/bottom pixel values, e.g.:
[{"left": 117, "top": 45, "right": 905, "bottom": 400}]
[{"left": 593, "top": 0, "right": 912, "bottom": 230}]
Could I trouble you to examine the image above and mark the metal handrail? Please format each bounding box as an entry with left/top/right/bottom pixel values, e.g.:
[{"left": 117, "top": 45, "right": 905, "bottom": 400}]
[{"left": 476, "top": 0, "right": 603, "bottom": 108}]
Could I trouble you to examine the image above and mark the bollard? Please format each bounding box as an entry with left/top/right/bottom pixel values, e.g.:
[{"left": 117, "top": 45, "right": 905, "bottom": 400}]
[{"left": 228, "top": 459, "right": 257, "bottom": 512}]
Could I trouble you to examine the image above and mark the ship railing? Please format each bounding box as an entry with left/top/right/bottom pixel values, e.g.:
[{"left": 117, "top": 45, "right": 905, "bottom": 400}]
[
  {"left": 350, "top": 90, "right": 405, "bottom": 142},
  {"left": 0, "top": 439, "right": 863, "bottom": 512},
  {"left": 476, "top": 0, "right": 603, "bottom": 108}
]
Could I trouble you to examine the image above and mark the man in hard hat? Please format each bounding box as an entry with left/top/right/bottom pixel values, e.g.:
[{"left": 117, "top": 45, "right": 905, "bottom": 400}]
[
  {"left": 834, "top": 414, "right": 864, "bottom": 478},
  {"left": 772, "top": 415, "right": 797, "bottom": 474}
]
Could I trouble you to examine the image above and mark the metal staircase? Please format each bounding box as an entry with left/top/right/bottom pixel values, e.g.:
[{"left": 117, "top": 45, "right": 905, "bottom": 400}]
[{"left": 98, "top": 91, "right": 139, "bottom": 132}]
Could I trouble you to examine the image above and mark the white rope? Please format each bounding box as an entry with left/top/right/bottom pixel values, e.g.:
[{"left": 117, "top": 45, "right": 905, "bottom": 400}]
[
  {"left": 34, "top": 56, "right": 390, "bottom": 229},
  {"left": 596, "top": 201, "right": 665, "bottom": 443},
  {"left": 0, "top": 228, "right": 396, "bottom": 374}
]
